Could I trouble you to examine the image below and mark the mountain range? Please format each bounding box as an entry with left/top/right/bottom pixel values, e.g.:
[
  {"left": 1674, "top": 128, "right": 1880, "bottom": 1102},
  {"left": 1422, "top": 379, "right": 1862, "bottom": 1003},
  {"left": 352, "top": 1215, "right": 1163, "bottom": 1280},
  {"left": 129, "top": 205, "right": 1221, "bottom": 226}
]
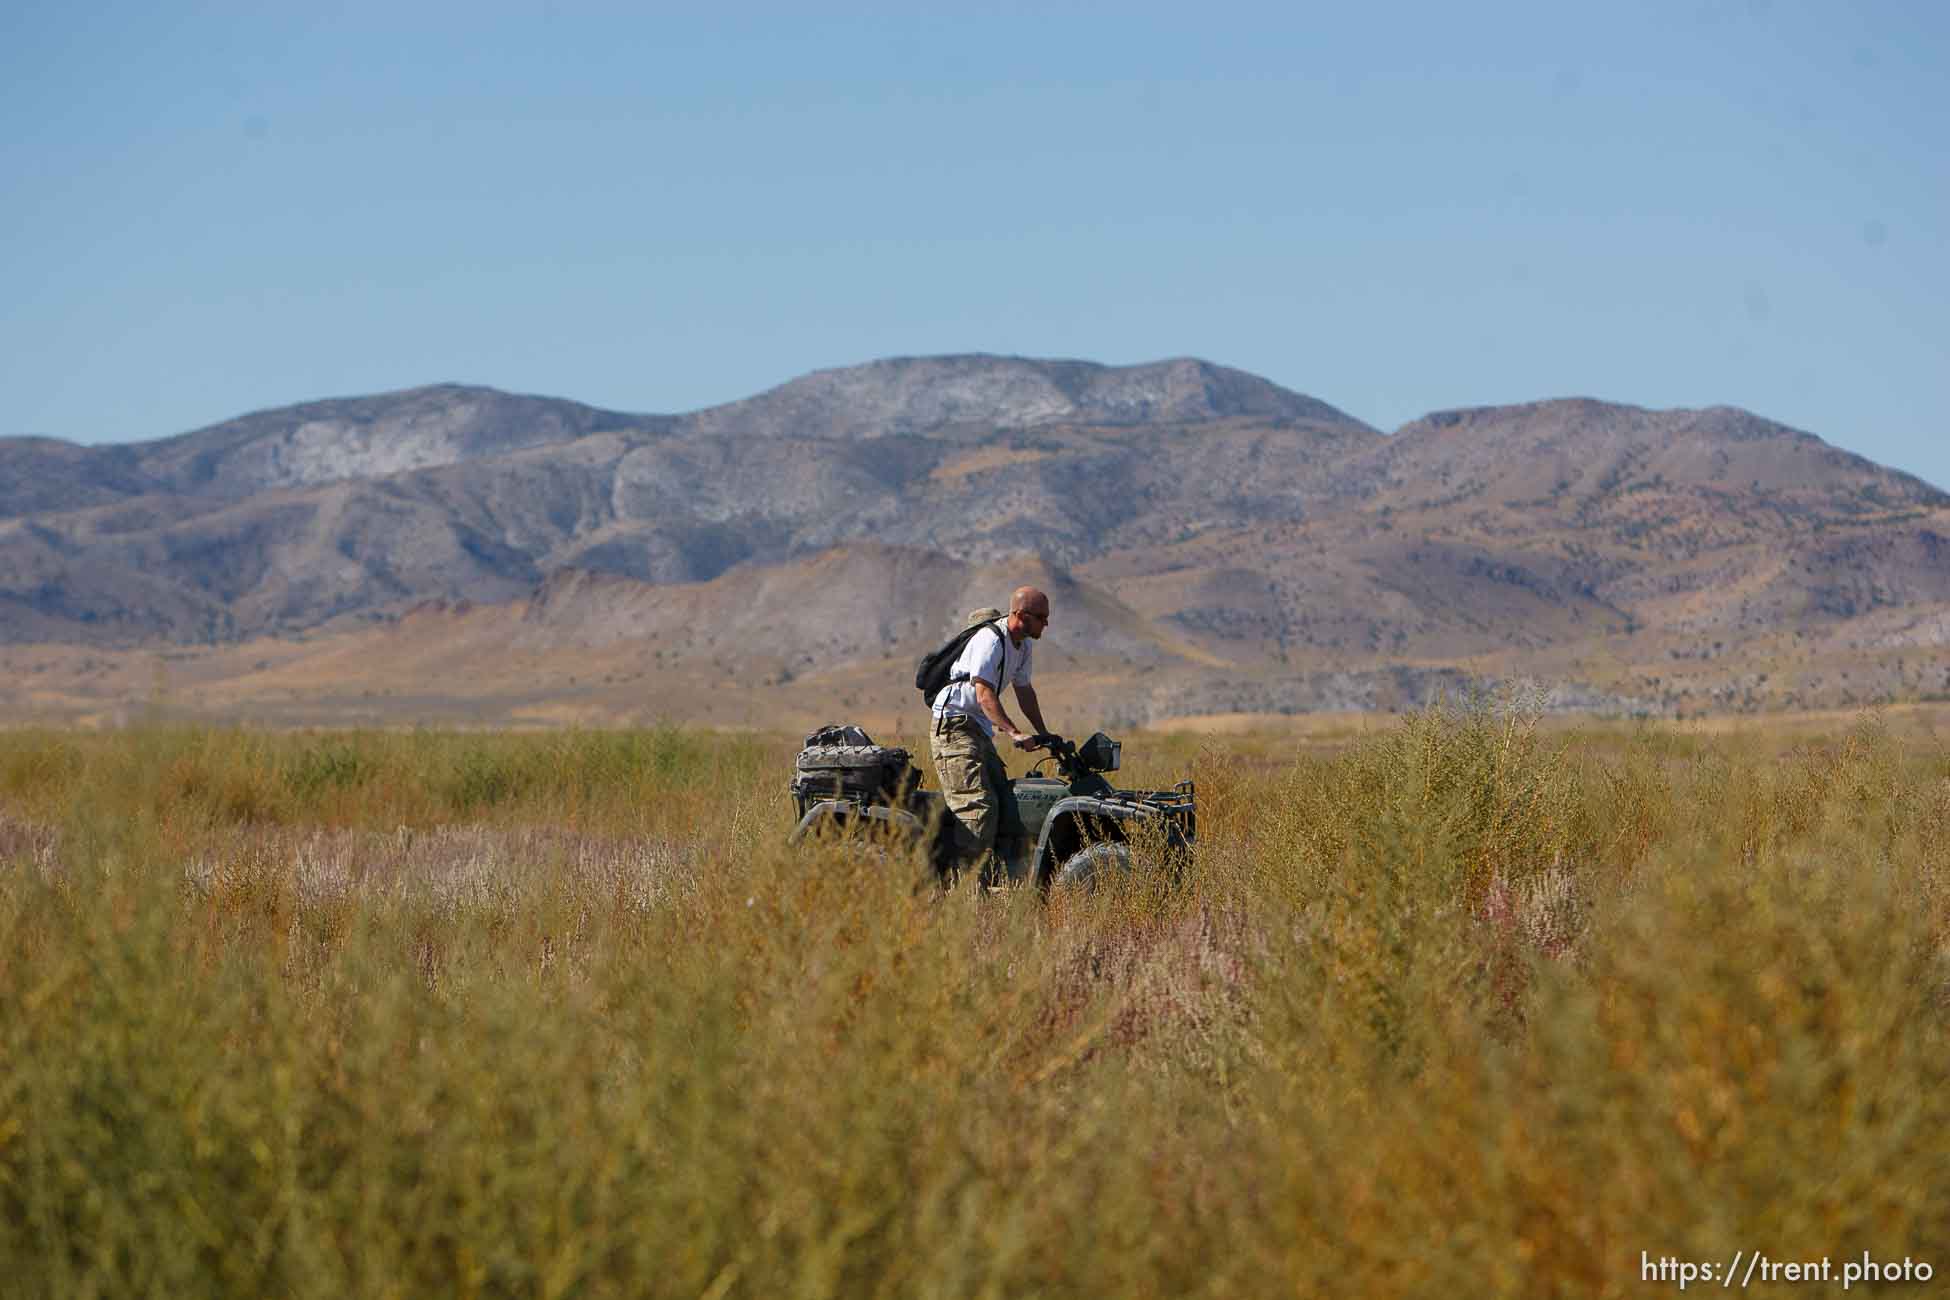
[{"left": 3, "top": 355, "right": 1945, "bottom": 727}]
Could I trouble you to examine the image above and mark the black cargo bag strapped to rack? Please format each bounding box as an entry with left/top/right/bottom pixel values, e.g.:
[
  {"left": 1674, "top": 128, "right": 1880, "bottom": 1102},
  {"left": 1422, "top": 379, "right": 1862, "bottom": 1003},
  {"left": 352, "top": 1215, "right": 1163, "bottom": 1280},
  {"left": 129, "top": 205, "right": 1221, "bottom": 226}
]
[{"left": 791, "top": 724, "right": 921, "bottom": 818}]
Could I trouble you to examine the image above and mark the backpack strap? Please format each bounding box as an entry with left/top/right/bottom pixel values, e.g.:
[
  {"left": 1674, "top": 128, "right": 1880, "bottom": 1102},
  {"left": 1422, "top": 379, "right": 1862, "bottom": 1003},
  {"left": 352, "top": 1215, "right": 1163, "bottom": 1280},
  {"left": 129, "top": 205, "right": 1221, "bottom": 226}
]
[{"left": 945, "top": 620, "right": 1011, "bottom": 693}]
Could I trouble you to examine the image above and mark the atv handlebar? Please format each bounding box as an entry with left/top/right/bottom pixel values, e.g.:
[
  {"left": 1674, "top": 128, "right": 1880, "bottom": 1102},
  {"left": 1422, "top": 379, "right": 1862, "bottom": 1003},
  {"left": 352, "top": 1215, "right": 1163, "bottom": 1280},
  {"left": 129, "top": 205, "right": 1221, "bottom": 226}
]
[
  {"left": 1025, "top": 733, "right": 1089, "bottom": 783},
  {"left": 1026, "top": 732, "right": 1122, "bottom": 788},
  {"left": 1027, "top": 733, "right": 1076, "bottom": 765}
]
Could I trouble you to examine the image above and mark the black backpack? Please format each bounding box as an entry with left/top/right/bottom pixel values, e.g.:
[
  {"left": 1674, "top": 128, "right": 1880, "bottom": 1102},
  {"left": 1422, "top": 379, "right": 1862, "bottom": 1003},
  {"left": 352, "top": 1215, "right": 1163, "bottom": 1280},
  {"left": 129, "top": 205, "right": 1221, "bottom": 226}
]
[{"left": 915, "top": 619, "right": 1008, "bottom": 707}]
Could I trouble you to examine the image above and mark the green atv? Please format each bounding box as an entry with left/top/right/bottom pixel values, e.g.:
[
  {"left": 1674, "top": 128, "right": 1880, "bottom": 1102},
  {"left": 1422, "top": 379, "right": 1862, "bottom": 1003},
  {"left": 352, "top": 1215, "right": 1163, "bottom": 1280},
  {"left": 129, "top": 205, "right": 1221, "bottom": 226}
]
[{"left": 788, "top": 726, "right": 1195, "bottom": 889}]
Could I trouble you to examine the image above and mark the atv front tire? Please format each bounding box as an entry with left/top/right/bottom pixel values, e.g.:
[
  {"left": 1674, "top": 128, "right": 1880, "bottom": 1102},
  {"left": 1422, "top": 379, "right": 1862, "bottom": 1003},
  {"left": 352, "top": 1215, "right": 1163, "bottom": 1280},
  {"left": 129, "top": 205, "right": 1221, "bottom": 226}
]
[{"left": 1048, "top": 840, "right": 1132, "bottom": 889}]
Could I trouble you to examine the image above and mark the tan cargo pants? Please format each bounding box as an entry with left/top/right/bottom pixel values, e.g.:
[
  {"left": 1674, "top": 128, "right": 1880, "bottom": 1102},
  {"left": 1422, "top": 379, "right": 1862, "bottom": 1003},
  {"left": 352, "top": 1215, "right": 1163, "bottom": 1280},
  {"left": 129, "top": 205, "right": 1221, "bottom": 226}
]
[{"left": 928, "top": 712, "right": 1021, "bottom": 871}]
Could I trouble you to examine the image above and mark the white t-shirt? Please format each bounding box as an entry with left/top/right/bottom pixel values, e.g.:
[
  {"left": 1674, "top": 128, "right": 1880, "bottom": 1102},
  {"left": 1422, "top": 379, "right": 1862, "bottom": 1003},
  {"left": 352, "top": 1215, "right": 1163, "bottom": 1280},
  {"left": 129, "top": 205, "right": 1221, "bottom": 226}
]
[{"left": 932, "top": 622, "right": 1032, "bottom": 736}]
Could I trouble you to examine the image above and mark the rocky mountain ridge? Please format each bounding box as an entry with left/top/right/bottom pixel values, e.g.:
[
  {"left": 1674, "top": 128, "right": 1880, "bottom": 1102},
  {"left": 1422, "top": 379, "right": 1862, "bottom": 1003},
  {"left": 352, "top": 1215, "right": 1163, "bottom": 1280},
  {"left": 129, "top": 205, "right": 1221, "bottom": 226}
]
[
  {"left": 678, "top": 355, "right": 1367, "bottom": 440},
  {"left": 3, "top": 354, "right": 1945, "bottom": 720}
]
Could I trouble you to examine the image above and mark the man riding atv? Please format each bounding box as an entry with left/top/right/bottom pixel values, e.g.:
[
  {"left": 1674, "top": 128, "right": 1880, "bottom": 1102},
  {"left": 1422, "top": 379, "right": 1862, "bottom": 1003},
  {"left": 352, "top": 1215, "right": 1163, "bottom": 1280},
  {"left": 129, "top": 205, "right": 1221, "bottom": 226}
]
[
  {"left": 787, "top": 726, "right": 1196, "bottom": 891},
  {"left": 786, "top": 586, "right": 1195, "bottom": 890},
  {"left": 926, "top": 588, "right": 1052, "bottom": 885}
]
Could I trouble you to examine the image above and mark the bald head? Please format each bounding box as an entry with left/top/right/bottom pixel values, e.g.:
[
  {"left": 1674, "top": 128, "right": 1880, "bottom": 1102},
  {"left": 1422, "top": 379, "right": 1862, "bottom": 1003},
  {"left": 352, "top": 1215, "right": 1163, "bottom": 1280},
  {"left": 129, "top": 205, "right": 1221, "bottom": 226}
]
[{"left": 1008, "top": 586, "right": 1050, "bottom": 641}]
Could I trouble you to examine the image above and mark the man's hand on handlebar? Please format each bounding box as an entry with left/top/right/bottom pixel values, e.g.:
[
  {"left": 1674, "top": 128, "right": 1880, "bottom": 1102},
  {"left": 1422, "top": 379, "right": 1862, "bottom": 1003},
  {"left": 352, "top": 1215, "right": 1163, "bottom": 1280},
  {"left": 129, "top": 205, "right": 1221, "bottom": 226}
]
[{"left": 1011, "top": 731, "right": 1046, "bottom": 752}]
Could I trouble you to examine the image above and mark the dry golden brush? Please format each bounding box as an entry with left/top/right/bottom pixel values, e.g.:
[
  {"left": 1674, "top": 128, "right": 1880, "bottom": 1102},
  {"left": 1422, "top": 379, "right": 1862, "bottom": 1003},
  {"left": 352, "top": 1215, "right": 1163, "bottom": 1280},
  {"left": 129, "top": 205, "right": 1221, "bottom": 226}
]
[{"left": 1, "top": 710, "right": 1946, "bottom": 1297}]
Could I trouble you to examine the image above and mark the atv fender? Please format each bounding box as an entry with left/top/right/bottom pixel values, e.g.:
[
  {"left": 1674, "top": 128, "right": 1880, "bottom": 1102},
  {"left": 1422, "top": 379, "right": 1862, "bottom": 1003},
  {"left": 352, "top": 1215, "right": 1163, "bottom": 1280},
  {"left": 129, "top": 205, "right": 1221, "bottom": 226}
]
[
  {"left": 788, "top": 799, "right": 926, "bottom": 846},
  {"left": 1030, "top": 796, "right": 1157, "bottom": 887}
]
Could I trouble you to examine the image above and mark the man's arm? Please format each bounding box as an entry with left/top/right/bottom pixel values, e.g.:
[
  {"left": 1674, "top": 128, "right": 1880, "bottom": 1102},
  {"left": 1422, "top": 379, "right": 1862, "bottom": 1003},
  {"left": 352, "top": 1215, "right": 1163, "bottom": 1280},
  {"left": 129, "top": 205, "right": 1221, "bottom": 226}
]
[
  {"left": 1014, "top": 682, "right": 1049, "bottom": 738},
  {"left": 973, "top": 681, "right": 1036, "bottom": 749}
]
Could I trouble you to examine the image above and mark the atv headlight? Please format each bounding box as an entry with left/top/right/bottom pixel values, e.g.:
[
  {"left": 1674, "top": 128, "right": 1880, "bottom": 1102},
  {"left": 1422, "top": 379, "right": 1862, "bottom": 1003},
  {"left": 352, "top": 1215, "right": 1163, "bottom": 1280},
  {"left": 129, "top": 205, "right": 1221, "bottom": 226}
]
[{"left": 1078, "top": 732, "right": 1121, "bottom": 773}]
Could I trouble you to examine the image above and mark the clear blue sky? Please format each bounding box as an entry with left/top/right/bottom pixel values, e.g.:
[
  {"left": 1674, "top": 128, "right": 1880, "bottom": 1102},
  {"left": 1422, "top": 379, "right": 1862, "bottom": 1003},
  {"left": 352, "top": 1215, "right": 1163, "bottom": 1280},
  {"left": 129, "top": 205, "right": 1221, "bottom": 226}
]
[{"left": 4, "top": 2, "right": 1945, "bottom": 488}]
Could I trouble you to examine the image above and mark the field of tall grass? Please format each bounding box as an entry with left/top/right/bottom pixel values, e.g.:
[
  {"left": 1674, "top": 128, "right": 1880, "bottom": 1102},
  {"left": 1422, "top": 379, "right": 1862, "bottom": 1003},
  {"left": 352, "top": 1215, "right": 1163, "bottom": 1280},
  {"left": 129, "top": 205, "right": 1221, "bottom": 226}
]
[{"left": 3, "top": 707, "right": 1947, "bottom": 1297}]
